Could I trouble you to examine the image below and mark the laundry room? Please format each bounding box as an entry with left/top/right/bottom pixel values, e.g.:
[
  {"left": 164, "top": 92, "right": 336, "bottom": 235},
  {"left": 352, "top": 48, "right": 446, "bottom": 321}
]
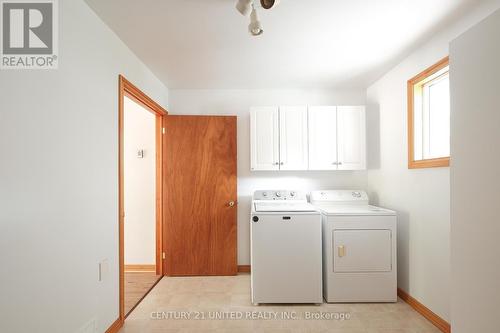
[{"left": 1, "top": 1, "right": 499, "bottom": 333}]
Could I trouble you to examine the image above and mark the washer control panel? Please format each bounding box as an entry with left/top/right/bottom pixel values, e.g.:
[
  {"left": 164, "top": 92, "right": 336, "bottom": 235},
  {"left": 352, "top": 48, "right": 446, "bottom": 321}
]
[{"left": 253, "top": 190, "right": 306, "bottom": 201}]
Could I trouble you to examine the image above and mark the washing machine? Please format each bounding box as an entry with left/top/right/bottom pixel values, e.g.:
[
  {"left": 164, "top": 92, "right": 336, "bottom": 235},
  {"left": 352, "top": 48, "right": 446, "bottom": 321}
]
[
  {"left": 251, "top": 190, "right": 323, "bottom": 304},
  {"left": 310, "top": 190, "right": 397, "bottom": 303}
]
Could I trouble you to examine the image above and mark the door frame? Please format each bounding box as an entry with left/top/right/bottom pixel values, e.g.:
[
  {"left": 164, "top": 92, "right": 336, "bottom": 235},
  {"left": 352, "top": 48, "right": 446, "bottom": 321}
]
[{"left": 118, "top": 75, "right": 168, "bottom": 323}]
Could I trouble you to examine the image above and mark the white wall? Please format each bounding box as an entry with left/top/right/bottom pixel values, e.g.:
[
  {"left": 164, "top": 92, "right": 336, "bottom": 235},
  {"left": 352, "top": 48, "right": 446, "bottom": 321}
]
[
  {"left": 124, "top": 97, "right": 156, "bottom": 265},
  {"left": 450, "top": 9, "right": 500, "bottom": 333},
  {"left": 168, "top": 89, "right": 367, "bottom": 265},
  {"left": 365, "top": 1, "right": 500, "bottom": 321},
  {"left": 0, "top": 1, "right": 168, "bottom": 333}
]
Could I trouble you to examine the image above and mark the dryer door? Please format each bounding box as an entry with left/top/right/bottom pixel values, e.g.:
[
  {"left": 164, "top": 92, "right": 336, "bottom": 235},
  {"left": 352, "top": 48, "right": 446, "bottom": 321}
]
[{"left": 333, "top": 229, "right": 392, "bottom": 272}]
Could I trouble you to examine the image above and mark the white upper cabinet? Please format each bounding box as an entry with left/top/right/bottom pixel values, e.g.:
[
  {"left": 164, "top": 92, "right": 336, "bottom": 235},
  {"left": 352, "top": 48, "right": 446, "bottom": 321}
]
[
  {"left": 250, "top": 105, "right": 366, "bottom": 171},
  {"left": 279, "top": 106, "right": 309, "bottom": 170},
  {"left": 337, "top": 106, "right": 366, "bottom": 170},
  {"left": 250, "top": 107, "right": 279, "bottom": 171},
  {"left": 308, "top": 106, "right": 338, "bottom": 170}
]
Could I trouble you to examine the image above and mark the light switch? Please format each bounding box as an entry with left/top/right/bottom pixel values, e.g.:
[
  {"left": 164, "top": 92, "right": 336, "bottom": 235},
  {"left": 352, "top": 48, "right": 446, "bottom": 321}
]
[
  {"left": 98, "top": 259, "right": 108, "bottom": 282},
  {"left": 137, "top": 149, "right": 145, "bottom": 158}
]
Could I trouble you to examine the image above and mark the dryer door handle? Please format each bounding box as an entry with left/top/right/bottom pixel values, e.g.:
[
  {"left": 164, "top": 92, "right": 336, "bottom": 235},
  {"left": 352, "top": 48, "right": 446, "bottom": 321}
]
[{"left": 338, "top": 245, "right": 346, "bottom": 257}]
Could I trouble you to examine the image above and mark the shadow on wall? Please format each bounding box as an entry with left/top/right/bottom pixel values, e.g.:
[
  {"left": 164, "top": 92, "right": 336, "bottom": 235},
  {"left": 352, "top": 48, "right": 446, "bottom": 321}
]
[
  {"left": 369, "top": 193, "right": 411, "bottom": 291},
  {"left": 366, "top": 104, "right": 380, "bottom": 170},
  {"left": 236, "top": 194, "right": 252, "bottom": 264},
  {"left": 369, "top": 191, "right": 380, "bottom": 205},
  {"left": 396, "top": 210, "right": 410, "bottom": 291},
  {"left": 239, "top": 171, "right": 366, "bottom": 193}
]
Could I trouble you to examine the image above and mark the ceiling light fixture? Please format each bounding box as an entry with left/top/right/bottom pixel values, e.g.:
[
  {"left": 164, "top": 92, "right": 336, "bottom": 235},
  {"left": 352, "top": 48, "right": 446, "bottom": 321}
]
[
  {"left": 248, "top": 5, "right": 263, "bottom": 36},
  {"left": 236, "top": 0, "right": 279, "bottom": 36},
  {"left": 260, "top": 0, "right": 280, "bottom": 9},
  {"left": 235, "top": 0, "right": 253, "bottom": 16}
]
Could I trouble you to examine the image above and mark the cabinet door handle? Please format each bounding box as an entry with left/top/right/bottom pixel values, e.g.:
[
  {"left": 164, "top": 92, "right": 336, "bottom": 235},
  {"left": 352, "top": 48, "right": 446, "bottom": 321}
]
[
  {"left": 338, "top": 245, "right": 346, "bottom": 257},
  {"left": 273, "top": 162, "right": 279, "bottom": 165},
  {"left": 280, "top": 162, "right": 284, "bottom": 165},
  {"left": 338, "top": 162, "right": 343, "bottom": 166},
  {"left": 332, "top": 162, "right": 338, "bottom": 165}
]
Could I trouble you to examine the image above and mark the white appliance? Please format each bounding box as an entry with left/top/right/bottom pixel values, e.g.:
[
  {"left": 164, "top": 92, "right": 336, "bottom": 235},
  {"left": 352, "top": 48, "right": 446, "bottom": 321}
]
[
  {"left": 251, "top": 190, "right": 323, "bottom": 304},
  {"left": 310, "top": 190, "right": 397, "bottom": 303}
]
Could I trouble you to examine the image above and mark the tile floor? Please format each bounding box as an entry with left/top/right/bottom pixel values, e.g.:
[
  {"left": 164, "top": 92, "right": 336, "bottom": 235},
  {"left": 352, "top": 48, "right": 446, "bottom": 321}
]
[{"left": 120, "top": 274, "right": 441, "bottom": 333}]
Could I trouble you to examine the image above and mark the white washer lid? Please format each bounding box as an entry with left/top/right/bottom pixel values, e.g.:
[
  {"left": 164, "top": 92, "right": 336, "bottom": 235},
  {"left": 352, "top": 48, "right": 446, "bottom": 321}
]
[
  {"left": 254, "top": 202, "right": 317, "bottom": 212},
  {"left": 317, "top": 205, "right": 396, "bottom": 216}
]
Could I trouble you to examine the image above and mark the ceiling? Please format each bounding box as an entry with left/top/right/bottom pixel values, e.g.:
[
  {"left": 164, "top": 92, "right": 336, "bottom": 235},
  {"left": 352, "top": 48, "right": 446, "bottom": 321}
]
[{"left": 85, "top": 0, "right": 479, "bottom": 89}]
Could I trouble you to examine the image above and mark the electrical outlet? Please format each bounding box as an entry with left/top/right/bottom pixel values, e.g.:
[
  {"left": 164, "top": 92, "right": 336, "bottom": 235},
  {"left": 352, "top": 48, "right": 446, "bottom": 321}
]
[{"left": 98, "top": 259, "right": 108, "bottom": 282}]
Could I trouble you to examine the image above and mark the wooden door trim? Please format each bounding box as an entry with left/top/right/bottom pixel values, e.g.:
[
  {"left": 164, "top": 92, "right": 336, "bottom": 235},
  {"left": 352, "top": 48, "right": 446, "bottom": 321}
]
[
  {"left": 117, "top": 75, "right": 167, "bottom": 325},
  {"left": 124, "top": 264, "right": 156, "bottom": 272},
  {"left": 105, "top": 318, "right": 123, "bottom": 333}
]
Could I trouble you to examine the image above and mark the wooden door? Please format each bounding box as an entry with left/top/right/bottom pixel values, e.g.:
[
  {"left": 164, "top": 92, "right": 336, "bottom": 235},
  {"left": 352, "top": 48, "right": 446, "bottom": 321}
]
[
  {"left": 279, "top": 106, "right": 309, "bottom": 170},
  {"left": 164, "top": 115, "right": 237, "bottom": 276},
  {"left": 308, "top": 106, "right": 338, "bottom": 170},
  {"left": 337, "top": 106, "right": 366, "bottom": 170},
  {"left": 250, "top": 107, "right": 280, "bottom": 171}
]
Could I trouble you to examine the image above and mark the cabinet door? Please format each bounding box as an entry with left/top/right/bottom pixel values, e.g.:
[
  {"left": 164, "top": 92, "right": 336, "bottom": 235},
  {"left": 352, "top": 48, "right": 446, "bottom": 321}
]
[
  {"left": 250, "top": 107, "right": 280, "bottom": 170},
  {"left": 337, "top": 106, "right": 366, "bottom": 170},
  {"left": 279, "top": 106, "right": 309, "bottom": 170},
  {"left": 308, "top": 106, "right": 338, "bottom": 170}
]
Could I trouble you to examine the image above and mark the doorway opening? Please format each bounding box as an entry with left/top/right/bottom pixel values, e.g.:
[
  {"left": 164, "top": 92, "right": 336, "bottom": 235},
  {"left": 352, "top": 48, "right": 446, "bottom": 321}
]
[{"left": 118, "top": 75, "right": 167, "bottom": 322}]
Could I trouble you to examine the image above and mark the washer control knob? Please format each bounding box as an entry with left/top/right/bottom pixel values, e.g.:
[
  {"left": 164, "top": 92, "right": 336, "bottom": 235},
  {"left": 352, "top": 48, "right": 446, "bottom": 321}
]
[
  {"left": 290, "top": 191, "right": 296, "bottom": 197},
  {"left": 262, "top": 192, "right": 268, "bottom": 197},
  {"left": 252, "top": 216, "right": 259, "bottom": 222},
  {"left": 275, "top": 192, "right": 282, "bottom": 197}
]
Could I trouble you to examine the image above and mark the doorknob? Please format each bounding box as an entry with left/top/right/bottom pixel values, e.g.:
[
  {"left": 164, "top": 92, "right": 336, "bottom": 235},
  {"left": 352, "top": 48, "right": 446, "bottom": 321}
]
[{"left": 228, "top": 201, "right": 235, "bottom": 207}]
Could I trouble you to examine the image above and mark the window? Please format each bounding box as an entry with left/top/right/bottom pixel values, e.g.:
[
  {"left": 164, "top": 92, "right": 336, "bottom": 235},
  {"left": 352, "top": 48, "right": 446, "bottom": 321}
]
[{"left": 408, "top": 57, "right": 450, "bottom": 169}]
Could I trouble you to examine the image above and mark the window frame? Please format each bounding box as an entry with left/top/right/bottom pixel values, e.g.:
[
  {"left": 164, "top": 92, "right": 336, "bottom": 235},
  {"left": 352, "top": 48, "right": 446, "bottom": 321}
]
[{"left": 407, "top": 56, "right": 450, "bottom": 169}]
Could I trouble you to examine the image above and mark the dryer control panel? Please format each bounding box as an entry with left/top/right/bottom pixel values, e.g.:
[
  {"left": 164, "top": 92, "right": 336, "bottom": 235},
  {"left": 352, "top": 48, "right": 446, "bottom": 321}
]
[{"left": 310, "top": 190, "right": 369, "bottom": 205}]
